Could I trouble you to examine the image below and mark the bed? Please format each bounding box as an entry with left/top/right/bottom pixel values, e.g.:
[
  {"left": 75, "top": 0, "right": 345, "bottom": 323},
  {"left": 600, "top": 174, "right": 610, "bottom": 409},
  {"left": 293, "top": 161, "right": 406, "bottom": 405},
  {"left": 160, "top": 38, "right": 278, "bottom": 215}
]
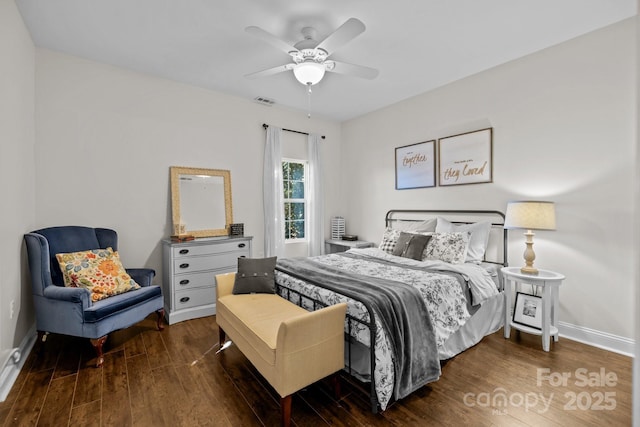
[{"left": 274, "top": 209, "right": 507, "bottom": 412}]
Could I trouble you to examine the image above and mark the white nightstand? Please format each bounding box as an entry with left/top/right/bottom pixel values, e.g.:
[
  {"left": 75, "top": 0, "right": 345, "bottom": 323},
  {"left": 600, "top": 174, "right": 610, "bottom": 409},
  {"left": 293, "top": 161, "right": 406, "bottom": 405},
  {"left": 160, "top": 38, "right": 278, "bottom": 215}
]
[
  {"left": 502, "top": 266, "right": 565, "bottom": 351},
  {"left": 325, "top": 239, "right": 374, "bottom": 254}
]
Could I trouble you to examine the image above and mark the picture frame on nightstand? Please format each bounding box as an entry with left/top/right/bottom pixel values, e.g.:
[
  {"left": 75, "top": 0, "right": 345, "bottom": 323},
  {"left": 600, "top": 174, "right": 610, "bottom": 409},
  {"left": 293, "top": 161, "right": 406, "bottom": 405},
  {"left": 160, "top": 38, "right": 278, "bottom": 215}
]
[{"left": 513, "top": 292, "right": 542, "bottom": 330}]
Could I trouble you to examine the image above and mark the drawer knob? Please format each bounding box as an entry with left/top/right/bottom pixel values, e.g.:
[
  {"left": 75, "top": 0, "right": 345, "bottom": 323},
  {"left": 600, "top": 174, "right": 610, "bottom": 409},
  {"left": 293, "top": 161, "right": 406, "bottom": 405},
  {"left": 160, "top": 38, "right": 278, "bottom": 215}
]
[
  {"left": 179, "top": 263, "right": 189, "bottom": 269},
  {"left": 179, "top": 279, "right": 190, "bottom": 285},
  {"left": 238, "top": 243, "right": 246, "bottom": 248},
  {"left": 179, "top": 249, "right": 189, "bottom": 255},
  {"left": 179, "top": 297, "right": 190, "bottom": 303}
]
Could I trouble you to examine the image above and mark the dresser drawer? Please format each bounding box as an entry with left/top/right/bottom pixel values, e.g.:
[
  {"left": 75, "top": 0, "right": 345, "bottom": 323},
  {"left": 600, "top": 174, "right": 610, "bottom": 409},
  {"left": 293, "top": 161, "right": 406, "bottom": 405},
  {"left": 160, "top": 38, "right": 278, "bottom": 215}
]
[
  {"left": 172, "top": 270, "right": 215, "bottom": 291},
  {"left": 172, "top": 240, "right": 250, "bottom": 258},
  {"left": 173, "top": 251, "right": 248, "bottom": 273},
  {"left": 174, "top": 287, "right": 216, "bottom": 310}
]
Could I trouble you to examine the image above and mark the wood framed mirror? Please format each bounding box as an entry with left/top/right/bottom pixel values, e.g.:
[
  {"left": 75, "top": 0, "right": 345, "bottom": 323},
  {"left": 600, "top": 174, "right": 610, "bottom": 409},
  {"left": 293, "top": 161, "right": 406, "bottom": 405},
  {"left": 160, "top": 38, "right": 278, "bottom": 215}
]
[{"left": 170, "top": 166, "right": 233, "bottom": 237}]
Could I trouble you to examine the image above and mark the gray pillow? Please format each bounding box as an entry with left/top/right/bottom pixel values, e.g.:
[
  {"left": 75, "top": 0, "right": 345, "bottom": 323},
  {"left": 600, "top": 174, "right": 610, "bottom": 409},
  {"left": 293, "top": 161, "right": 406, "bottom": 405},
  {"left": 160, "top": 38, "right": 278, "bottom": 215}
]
[
  {"left": 392, "top": 232, "right": 432, "bottom": 260},
  {"left": 232, "top": 257, "right": 277, "bottom": 294}
]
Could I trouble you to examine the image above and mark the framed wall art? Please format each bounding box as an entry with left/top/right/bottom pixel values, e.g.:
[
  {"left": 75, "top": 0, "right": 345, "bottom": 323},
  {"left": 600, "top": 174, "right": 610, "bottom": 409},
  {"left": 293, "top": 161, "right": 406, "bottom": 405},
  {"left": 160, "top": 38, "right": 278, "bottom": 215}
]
[
  {"left": 512, "top": 292, "right": 542, "bottom": 330},
  {"left": 438, "top": 128, "right": 492, "bottom": 186},
  {"left": 395, "top": 140, "right": 436, "bottom": 190}
]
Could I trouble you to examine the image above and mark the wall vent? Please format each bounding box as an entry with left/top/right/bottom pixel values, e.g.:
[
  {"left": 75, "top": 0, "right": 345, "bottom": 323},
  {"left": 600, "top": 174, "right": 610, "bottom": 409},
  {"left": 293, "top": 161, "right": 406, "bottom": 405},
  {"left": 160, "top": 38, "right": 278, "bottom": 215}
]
[{"left": 254, "top": 96, "right": 276, "bottom": 106}]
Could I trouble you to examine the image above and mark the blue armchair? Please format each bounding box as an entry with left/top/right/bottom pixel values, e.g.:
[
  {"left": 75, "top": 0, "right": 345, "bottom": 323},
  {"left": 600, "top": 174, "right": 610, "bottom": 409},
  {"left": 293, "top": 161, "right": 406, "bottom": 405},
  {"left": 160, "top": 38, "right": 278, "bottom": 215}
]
[{"left": 24, "top": 226, "right": 164, "bottom": 367}]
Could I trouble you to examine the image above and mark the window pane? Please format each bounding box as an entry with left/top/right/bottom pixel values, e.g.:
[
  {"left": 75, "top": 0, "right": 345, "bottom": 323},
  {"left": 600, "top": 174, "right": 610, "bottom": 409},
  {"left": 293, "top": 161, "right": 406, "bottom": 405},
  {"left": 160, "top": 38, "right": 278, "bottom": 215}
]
[
  {"left": 284, "top": 202, "right": 304, "bottom": 218},
  {"left": 289, "top": 220, "right": 305, "bottom": 239},
  {"left": 290, "top": 162, "right": 304, "bottom": 180},
  {"left": 284, "top": 221, "right": 304, "bottom": 239},
  {"left": 291, "top": 202, "right": 304, "bottom": 219},
  {"left": 283, "top": 180, "right": 292, "bottom": 199},
  {"left": 291, "top": 181, "right": 304, "bottom": 199},
  {"left": 282, "top": 160, "right": 306, "bottom": 241}
]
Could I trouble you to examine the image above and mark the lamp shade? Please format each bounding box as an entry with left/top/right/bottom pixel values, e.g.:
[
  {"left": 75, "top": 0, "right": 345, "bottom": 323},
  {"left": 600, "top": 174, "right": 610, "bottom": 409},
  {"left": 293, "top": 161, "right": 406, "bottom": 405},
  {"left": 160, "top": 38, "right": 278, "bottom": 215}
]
[
  {"left": 504, "top": 201, "right": 556, "bottom": 231},
  {"left": 293, "top": 61, "right": 325, "bottom": 85}
]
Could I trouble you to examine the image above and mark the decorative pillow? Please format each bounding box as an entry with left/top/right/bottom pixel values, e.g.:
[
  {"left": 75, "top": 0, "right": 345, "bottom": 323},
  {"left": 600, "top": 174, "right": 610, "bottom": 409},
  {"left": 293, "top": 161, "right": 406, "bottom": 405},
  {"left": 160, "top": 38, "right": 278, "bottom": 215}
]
[
  {"left": 392, "top": 232, "right": 432, "bottom": 260},
  {"left": 435, "top": 217, "right": 491, "bottom": 264},
  {"left": 56, "top": 248, "right": 140, "bottom": 302},
  {"left": 379, "top": 227, "right": 401, "bottom": 253},
  {"left": 232, "top": 257, "right": 277, "bottom": 294},
  {"left": 423, "top": 232, "right": 470, "bottom": 264}
]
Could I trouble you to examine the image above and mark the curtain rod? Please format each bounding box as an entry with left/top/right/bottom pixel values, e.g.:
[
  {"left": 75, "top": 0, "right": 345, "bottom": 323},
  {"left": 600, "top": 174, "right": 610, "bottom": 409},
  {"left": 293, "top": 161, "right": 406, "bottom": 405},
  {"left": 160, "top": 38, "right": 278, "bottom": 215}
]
[{"left": 262, "top": 123, "right": 325, "bottom": 139}]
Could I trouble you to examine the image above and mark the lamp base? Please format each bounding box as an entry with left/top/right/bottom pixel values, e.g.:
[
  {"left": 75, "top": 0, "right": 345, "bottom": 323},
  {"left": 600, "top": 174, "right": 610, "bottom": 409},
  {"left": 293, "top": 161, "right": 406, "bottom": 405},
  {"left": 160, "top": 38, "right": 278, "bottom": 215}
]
[
  {"left": 520, "top": 266, "right": 539, "bottom": 275},
  {"left": 521, "top": 230, "right": 538, "bottom": 275}
]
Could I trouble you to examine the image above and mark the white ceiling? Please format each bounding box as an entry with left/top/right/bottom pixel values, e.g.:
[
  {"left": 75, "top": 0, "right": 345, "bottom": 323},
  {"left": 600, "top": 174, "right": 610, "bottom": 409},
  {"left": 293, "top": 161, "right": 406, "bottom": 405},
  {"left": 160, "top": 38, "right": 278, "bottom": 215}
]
[{"left": 15, "top": 0, "right": 637, "bottom": 122}]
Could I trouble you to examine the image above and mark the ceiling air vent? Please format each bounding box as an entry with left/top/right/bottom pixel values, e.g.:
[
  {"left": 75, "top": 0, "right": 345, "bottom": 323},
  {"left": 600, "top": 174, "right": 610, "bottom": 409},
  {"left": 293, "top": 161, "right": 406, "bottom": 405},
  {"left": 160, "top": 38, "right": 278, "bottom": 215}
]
[{"left": 254, "top": 96, "right": 275, "bottom": 106}]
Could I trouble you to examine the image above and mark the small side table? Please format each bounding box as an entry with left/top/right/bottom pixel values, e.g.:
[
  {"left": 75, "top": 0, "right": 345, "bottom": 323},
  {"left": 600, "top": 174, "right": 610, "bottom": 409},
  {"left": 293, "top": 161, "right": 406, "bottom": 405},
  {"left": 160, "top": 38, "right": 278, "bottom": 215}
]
[
  {"left": 502, "top": 266, "right": 565, "bottom": 351},
  {"left": 325, "top": 239, "right": 374, "bottom": 254}
]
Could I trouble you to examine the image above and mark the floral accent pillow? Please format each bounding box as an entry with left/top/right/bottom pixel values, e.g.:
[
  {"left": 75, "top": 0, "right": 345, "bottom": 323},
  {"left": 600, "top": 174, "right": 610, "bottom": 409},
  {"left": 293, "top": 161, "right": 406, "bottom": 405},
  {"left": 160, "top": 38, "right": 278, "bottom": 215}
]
[
  {"left": 379, "top": 227, "right": 402, "bottom": 253},
  {"left": 435, "top": 217, "right": 491, "bottom": 264},
  {"left": 423, "top": 232, "right": 470, "bottom": 264},
  {"left": 56, "top": 247, "right": 140, "bottom": 302}
]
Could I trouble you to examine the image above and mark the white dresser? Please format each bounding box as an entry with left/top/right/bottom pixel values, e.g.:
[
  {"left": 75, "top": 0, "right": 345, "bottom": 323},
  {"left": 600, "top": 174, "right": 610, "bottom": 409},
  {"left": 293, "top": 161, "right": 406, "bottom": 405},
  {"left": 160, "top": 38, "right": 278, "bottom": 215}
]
[{"left": 162, "top": 236, "right": 252, "bottom": 325}]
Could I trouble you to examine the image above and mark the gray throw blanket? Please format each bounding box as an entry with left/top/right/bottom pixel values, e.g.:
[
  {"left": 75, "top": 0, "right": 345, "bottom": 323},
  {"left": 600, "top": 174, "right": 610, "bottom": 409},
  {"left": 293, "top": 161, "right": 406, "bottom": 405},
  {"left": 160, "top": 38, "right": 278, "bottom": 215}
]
[{"left": 276, "top": 255, "right": 441, "bottom": 400}]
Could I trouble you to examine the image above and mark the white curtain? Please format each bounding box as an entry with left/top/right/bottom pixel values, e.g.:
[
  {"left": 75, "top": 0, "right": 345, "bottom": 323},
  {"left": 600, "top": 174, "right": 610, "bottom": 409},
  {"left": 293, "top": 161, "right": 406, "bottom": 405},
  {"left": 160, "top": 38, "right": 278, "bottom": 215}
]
[
  {"left": 263, "top": 126, "right": 285, "bottom": 257},
  {"left": 307, "top": 133, "right": 324, "bottom": 256}
]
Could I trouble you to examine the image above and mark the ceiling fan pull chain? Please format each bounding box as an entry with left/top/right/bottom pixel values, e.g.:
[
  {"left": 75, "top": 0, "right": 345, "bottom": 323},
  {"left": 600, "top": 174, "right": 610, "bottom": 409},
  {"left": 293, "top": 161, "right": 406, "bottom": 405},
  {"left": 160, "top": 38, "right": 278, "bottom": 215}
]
[{"left": 307, "top": 83, "right": 312, "bottom": 118}]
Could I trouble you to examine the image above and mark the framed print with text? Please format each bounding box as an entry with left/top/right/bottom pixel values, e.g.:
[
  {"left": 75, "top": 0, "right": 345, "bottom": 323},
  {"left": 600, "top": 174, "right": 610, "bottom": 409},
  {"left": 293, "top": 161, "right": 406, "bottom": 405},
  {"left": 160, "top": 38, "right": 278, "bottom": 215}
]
[
  {"left": 438, "top": 128, "right": 492, "bottom": 186},
  {"left": 395, "top": 140, "right": 436, "bottom": 190}
]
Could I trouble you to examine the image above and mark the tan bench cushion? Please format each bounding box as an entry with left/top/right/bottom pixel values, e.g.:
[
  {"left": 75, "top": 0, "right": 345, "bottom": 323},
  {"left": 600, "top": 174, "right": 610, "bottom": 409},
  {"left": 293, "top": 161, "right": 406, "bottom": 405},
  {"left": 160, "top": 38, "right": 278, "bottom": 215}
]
[{"left": 217, "top": 293, "right": 307, "bottom": 366}]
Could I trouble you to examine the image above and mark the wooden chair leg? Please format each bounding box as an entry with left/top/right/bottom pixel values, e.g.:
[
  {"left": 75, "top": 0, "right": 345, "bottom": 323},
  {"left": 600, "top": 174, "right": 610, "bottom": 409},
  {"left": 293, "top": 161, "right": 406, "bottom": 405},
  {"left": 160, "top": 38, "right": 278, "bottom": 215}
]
[
  {"left": 331, "top": 373, "right": 341, "bottom": 400},
  {"left": 280, "top": 395, "right": 292, "bottom": 427},
  {"left": 35, "top": 331, "right": 47, "bottom": 357},
  {"left": 90, "top": 336, "right": 108, "bottom": 368},
  {"left": 156, "top": 308, "right": 165, "bottom": 331},
  {"left": 219, "top": 326, "right": 226, "bottom": 346}
]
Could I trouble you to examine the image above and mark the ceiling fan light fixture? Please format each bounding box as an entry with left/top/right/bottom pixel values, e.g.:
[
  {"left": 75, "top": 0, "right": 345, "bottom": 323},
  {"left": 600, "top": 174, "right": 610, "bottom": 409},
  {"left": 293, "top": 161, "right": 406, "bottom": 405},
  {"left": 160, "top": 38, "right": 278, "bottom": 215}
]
[{"left": 293, "top": 62, "right": 325, "bottom": 85}]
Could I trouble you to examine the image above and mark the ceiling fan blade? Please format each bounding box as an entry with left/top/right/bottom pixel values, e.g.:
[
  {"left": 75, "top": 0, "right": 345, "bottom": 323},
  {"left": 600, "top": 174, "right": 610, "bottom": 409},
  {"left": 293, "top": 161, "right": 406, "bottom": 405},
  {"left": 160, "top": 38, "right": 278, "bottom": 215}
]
[
  {"left": 245, "top": 26, "right": 299, "bottom": 55},
  {"left": 315, "top": 18, "right": 365, "bottom": 56},
  {"left": 326, "top": 60, "right": 379, "bottom": 80},
  {"left": 244, "top": 63, "right": 295, "bottom": 79}
]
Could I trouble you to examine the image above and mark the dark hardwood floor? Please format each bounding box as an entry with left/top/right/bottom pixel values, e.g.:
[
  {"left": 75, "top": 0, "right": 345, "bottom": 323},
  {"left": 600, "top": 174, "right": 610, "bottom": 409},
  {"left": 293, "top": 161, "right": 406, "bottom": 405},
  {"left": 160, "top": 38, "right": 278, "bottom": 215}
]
[{"left": 0, "top": 314, "right": 632, "bottom": 426}]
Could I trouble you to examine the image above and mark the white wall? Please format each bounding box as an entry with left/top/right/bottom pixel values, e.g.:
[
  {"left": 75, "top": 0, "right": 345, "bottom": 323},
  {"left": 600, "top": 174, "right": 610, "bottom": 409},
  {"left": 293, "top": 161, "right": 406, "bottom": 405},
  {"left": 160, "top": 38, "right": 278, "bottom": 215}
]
[
  {"left": 34, "top": 48, "right": 342, "bottom": 280},
  {"left": 633, "top": 3, "right": 639, "bottom": 426},
  {"left": 0, "top": 0, "right": 36, "bottom": 362},
  {"left": 342, "top": 19, "right": 636, "bottom": 344}
]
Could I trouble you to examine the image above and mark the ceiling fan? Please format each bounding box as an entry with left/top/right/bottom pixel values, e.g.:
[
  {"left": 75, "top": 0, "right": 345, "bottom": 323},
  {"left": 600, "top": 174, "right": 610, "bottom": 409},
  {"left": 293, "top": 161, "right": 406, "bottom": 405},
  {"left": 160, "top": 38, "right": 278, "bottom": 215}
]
[{"left": 244, "top": 18, "right": 379, "bottom": 86}]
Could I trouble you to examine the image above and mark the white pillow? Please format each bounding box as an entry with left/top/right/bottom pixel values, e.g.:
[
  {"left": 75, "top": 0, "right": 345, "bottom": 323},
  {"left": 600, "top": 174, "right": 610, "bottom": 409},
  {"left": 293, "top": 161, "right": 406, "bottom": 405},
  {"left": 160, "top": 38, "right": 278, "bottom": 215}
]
[
  {"left": 435, "top": 217, "right": 491, "bottom": 264},
  {"left": 423, "top": 232, "right": 470, "bottom": 264},
  {"left": 394, "top": 218, "right": 437, "bottom": 233}
]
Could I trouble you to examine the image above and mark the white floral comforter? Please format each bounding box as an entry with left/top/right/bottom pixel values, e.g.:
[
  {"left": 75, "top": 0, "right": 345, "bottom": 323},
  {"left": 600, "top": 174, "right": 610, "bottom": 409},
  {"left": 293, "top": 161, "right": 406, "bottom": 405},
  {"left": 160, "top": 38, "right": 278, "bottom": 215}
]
[{"left": 274, "top": 247, "right": 499, "bottom": 411}]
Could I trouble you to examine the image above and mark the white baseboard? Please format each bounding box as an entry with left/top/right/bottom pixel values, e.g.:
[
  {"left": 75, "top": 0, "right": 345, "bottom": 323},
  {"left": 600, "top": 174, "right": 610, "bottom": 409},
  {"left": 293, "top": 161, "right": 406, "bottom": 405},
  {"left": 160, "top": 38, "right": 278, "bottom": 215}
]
[
  {"left": 0, "top": 324, "right": 36, "bottom": 402},
  {"left": 559, "top": 321, "right": 635, "bottom": 357}
]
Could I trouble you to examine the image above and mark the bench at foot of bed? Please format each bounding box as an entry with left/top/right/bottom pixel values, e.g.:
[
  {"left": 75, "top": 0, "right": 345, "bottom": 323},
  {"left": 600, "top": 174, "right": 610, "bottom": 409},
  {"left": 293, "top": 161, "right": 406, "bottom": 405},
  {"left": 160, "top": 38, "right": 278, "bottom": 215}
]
[{"left": 215, "top": 272, "right": 347, "bottom": 427}]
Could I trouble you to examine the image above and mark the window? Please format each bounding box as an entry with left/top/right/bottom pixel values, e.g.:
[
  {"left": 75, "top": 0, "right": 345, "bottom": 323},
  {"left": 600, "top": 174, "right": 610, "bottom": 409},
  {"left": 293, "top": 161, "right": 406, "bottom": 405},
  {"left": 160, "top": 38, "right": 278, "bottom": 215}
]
[{"left": 282, "top": 159, "right": 307, "bottom": 241}]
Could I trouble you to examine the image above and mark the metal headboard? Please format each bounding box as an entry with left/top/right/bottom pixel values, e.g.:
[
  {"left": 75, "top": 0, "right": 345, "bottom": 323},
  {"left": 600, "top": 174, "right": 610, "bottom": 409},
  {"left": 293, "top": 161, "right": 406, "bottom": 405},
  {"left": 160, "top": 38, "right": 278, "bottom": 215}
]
[{"left": 385, "top": 209, "right": 508, "bottom": 267}]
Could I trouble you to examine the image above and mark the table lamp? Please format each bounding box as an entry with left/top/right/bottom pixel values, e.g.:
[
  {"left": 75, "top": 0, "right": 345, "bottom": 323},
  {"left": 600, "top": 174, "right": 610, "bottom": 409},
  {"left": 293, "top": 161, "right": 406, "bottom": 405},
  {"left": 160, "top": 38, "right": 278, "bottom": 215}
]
[{"left": 504, "top": 201, "right": 556, "bottom": 275}]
